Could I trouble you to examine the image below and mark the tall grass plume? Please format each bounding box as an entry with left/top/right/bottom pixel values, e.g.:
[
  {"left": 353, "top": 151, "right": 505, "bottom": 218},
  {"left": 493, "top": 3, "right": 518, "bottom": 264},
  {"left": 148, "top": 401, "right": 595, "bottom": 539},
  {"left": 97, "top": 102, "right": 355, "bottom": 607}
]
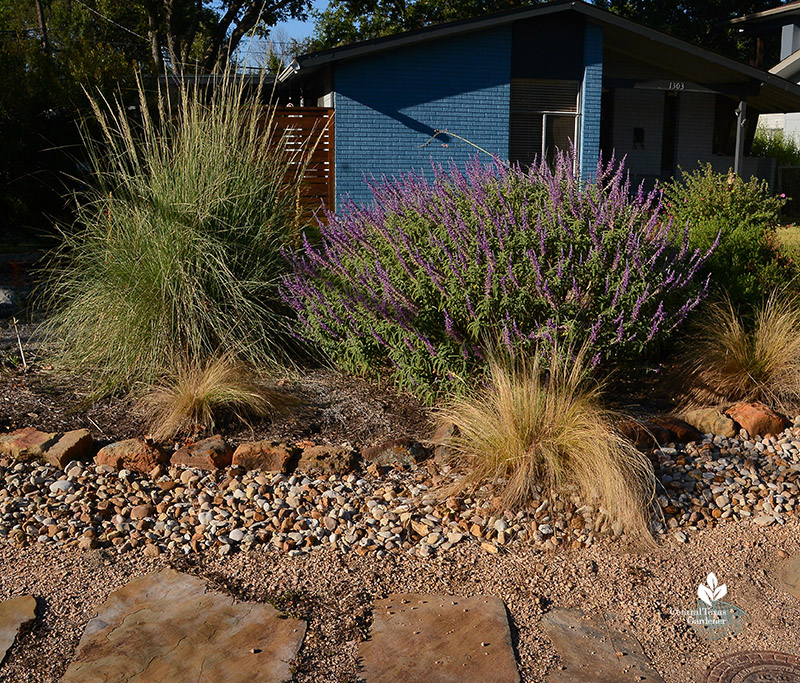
[
  {"left": 42, "top": 69, "right": 319, "bottom": 396},
  {"left": 141, "top": 355, "right": 277, "bottom": 442}
]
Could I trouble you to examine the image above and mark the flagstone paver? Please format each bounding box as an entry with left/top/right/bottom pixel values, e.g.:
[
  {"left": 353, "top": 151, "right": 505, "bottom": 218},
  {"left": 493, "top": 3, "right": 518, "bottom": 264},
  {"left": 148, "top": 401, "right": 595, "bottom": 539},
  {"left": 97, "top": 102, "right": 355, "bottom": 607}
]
[
  {"left": 359, "top": 593, "right": 519, "bottom": 682},
  {"left": 0, "top": 595, "right": 36, "bottom": 664},
  {"left": 777, "top": 553, "right": 800, "bottom": 600},
  {"left": 62, "top": 569, "right": 306, "bottom": 683},
  {"left": 542, "top": 608, "right": 664, "bottom": 682}
]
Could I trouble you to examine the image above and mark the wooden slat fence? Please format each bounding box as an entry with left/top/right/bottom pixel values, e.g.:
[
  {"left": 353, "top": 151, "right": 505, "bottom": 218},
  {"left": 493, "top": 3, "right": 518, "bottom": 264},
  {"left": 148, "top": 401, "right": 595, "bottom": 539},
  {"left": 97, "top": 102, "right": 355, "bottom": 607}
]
[{"left": 268, "top": 107, "right": 335, "bottom": 223}]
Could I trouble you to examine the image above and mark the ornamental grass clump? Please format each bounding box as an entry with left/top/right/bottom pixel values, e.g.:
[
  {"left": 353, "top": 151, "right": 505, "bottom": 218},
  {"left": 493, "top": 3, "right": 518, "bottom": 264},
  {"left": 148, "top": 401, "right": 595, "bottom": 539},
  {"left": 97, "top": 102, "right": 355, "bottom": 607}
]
[
  {"left": 682, "top": 291, "right": 800, "bottom": 411},
  {"left": 283, "top": 150, "right": 715, "bottom": 401},
  {"left": 434, "top": 345, "right": 656, "bottom": 545},
  {"left": 43, "top": 70, "right": 312, "bottom": 396},
  {"left": 141, "top": 355, "right": 277, "bottom": 442}
]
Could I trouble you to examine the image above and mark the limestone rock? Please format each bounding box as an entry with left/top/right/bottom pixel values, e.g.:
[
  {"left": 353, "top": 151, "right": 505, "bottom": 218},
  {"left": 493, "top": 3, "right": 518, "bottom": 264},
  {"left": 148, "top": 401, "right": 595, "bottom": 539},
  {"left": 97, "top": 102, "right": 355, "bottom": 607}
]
[
  {"left": 726, "top": 402, "right": 788, "bottom": 437},
  {"left": 94, "top": 439, "right": 169, "bottom": 473},
  {"left": 296, "top": 444, "right": 356, "bottom": 475},
  {"left": 360, "top": 593, "right": 518, "bottom": 682},
  {"left": 231, "top": 441, "right": 298, "bottom": 473},
  {"left": 45, "top": 429, "right": 95, "bottom": 469},
  {"left": 62, "top": 569, "right": 305, "bottom": 682},
  {"left": 682, "top": 408, "right": 738, "bottom": 438},
  {"left": 0, "top": 595, "right": 36, "bottom": 665},
  {"left": 362, "top": 438, "right": 429, "bottom": 469},
  {"left": 171, "top": 435, "right": 232, "bottom": 470}
]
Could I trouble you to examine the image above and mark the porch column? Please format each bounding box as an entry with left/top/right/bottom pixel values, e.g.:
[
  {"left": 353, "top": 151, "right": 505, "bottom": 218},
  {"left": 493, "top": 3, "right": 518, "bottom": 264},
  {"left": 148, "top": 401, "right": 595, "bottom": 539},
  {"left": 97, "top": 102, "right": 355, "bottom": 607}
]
[
  {"left": 734, "top": 96, "right": 747, "bottom": 176},
  {"left": 580, "top": 23, "right": 604, "bottom": 181}
]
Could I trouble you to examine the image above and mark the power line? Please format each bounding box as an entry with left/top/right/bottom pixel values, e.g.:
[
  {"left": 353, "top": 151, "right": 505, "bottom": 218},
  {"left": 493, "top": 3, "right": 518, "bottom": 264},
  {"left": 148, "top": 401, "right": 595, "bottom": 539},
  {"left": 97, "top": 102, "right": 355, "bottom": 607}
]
[{"left": 70, "top": 0, "right": 149, "bottom": 41}]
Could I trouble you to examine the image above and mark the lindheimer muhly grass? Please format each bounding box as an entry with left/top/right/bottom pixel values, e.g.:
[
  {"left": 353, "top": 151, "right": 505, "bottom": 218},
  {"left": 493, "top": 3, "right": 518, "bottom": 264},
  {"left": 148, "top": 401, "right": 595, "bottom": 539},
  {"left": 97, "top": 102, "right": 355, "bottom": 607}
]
[
  {"left": 282, "top": 149, "right": 717, "bottom": 402},
  {"left": 434, "top": 343, "right": 657, "bottom": 546}
]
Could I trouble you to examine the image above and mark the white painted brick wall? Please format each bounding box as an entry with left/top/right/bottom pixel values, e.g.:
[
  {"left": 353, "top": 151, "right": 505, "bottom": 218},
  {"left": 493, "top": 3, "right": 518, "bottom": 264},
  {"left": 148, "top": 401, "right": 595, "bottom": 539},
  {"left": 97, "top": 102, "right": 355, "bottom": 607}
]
[
  {"left": 612, "top": 89, "right": 663, "bottom": 177},
  {"left": 676, "top": 91, "right": 715, "bottom": 170}
]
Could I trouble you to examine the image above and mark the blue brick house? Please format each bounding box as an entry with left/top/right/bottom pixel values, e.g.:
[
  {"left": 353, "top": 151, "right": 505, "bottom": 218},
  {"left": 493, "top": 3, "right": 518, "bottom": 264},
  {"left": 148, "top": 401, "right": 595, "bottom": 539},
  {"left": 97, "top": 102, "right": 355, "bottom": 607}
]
[{"left": 279, "top": 0, "right": 800, "bottom": 209}]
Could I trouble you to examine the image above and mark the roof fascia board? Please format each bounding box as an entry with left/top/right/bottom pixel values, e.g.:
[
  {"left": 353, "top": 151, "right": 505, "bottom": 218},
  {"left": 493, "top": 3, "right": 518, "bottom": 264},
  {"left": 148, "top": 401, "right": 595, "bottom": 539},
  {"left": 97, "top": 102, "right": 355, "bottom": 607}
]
[
  {"left": 294, "top": 1, "right": 572, "bottom": 68},
  {"left": 286, "top": 0, "right": 800, "bottom": 102},
  {"left": 571, "top": 2, "right": 800, "bottom": 98}
]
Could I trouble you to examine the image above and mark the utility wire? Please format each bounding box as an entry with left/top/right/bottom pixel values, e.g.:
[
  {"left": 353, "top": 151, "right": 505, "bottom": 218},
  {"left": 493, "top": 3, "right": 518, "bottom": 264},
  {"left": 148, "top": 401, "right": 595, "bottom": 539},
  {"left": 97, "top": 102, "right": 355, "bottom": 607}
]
[{"left": 70, "top": 0, "right": 149, "bottom": 41}]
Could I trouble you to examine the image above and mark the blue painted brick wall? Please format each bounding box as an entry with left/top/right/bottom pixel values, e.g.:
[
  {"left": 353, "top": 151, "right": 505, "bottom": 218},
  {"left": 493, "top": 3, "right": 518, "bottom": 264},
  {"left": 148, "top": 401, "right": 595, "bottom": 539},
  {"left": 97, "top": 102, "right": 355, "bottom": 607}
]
[
  {"left": 333, "top": 27, "right": 511, "bottom": 208},
  {"left": 580, "top": 22, "right": 603, "bottom": 181}
]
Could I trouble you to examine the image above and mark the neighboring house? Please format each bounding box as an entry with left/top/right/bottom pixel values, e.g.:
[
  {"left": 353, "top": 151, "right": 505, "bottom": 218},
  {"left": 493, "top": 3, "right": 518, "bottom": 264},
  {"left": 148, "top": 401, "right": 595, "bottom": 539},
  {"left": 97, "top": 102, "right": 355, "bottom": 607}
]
[
  {"left": 279, "top": 0, "right": 800, "bottom": 209},
  {"left": 730, "top": 1, "right": 800, "bottom": 141}
]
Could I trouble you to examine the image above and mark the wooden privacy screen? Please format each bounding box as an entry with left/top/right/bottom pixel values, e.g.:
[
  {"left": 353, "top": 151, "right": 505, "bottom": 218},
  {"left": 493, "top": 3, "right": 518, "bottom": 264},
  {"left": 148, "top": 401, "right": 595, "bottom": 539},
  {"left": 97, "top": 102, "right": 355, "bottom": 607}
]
[{"left": 270, "top": 107, "right": 335, "bottom": 224}]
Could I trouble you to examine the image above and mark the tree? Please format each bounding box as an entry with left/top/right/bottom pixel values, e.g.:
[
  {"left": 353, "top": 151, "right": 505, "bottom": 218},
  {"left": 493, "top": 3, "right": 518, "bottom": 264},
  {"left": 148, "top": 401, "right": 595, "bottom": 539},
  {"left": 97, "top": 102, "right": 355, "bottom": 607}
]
[
  {"left": 593, "top": 0, "right": 786, "bottom": 65},
  {"left": 309, "top": 0, "right": 531, "bottom": 50},
  {"left": 141, "top": 0, "right": 311, "bottom": 73},
  {"left": 308, "top": 0, "right": 786, "bottom": 65}
]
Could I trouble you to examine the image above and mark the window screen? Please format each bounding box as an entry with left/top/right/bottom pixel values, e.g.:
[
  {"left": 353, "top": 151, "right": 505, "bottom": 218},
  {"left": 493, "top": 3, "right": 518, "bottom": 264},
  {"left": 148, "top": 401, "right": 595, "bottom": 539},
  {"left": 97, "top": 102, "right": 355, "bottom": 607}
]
[{"left": 509, "top": 79, "right": 579, "bottom": 167}]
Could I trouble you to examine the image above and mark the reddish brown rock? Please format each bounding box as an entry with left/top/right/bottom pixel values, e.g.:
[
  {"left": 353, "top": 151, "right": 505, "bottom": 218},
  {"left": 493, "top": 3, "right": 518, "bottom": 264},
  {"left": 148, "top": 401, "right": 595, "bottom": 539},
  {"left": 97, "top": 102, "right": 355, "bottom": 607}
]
[
  {"left": 231, "top": 441, "right": 298, "bottom": 473},
  {"left": 0, "top": 427, "right": 60, "bottom": 460},
  {"left": 171, "top": 435, "right": 232, "bottom": 470},
  {"left": 726, "top": 402, "right": 789, "bottom": 437},
  {"left": 617, "top": 419, "right": 675, "bottom": 449},
  {"left": 94, "top": 439, "right": 169, "bottom": 473},
  {"left": 362, "top": 438, "right": 429, "bottom": 469},
  {"left": 130, "top": 505, "right": 154, "bottom": 520},
  {"left": 296, "top": 444, "right": 355, "bottom": 475},
  {"left": 44, "top": 429, "right": 95, "bottom": 468},
  {"left": 649, "top": 417, "right": 703, "bottom": 444}
]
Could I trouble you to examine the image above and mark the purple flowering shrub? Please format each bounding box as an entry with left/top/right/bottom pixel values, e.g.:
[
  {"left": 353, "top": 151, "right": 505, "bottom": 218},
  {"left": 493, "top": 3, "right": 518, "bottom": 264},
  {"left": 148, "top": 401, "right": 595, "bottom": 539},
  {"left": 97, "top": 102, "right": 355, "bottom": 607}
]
[{"left": 282, "top": 150, "right": 716, "bottom": 401}]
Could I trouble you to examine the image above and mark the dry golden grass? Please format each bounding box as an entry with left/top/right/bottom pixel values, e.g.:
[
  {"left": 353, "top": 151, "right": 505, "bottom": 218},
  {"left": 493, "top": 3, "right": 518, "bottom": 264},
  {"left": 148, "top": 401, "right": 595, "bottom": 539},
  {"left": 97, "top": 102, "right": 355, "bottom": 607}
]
[
  {"left": 681, "top": 291, "right": 800, "bottom": 411},
  {"left": 141, "top": 355, "right": 277, "bottom": 441},
  {"left": 434, "top": 346, "right": 656, "bottom": 545}
]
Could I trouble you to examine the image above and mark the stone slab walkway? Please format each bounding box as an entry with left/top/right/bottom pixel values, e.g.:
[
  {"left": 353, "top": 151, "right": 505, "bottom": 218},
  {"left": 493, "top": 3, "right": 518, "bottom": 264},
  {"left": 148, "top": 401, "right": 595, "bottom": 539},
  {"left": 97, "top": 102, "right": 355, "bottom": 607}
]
[
  {"left": 0, "top": 595, "right": 35, "bottom": 664},
  {"left": 542, "top": 608, "right": 664, "bottom": 682},
  {"left": 62, "top": 569, "right": 306, "bottom": 682},
  {"left": 359, "top": 593, "right": 519, "bottom": 682}
]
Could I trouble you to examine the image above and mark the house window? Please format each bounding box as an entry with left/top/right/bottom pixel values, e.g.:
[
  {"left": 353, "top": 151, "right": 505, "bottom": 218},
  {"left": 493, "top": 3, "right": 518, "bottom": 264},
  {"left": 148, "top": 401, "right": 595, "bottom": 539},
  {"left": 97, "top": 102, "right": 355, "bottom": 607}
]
[{"left": 509, "top": 79, "right": 580, "bottom": 167}]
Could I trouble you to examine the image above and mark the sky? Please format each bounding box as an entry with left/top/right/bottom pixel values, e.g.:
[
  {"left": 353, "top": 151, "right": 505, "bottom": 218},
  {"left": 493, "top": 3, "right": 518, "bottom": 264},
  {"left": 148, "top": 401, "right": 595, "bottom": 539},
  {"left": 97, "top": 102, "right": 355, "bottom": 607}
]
[{"left": 272, "top": 0, "right": 329, "bottom": 42}]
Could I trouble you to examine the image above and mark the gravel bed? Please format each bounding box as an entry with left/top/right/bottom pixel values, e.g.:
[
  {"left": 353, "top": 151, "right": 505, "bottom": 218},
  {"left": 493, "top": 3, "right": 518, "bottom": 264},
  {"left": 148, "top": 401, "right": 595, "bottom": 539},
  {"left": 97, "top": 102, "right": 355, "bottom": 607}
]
[
  {"left": 656, "top": 419, "right": 800, "bottom": 542},
  {"left": 0, "top": 459, "right": 609, "bottom": 560},
  {"left": 3, "top": 418, "right": 800, "bottom": 562}
]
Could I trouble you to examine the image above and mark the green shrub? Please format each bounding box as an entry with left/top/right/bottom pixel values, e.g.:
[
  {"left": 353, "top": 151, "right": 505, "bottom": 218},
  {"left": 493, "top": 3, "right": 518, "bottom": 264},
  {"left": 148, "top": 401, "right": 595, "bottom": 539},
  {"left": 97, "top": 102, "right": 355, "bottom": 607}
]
[
  {"left": 660, "top": 165, "right": 790, "bottom": 306},
  {"left": 283, "top": 151, "right": 714, "bottom": 401},
  {"left": 42, "top": 71, "right": 311, "bottom": 396},
  {"left": 752, "top": 126, "right": 800, "bottom": 167}
]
